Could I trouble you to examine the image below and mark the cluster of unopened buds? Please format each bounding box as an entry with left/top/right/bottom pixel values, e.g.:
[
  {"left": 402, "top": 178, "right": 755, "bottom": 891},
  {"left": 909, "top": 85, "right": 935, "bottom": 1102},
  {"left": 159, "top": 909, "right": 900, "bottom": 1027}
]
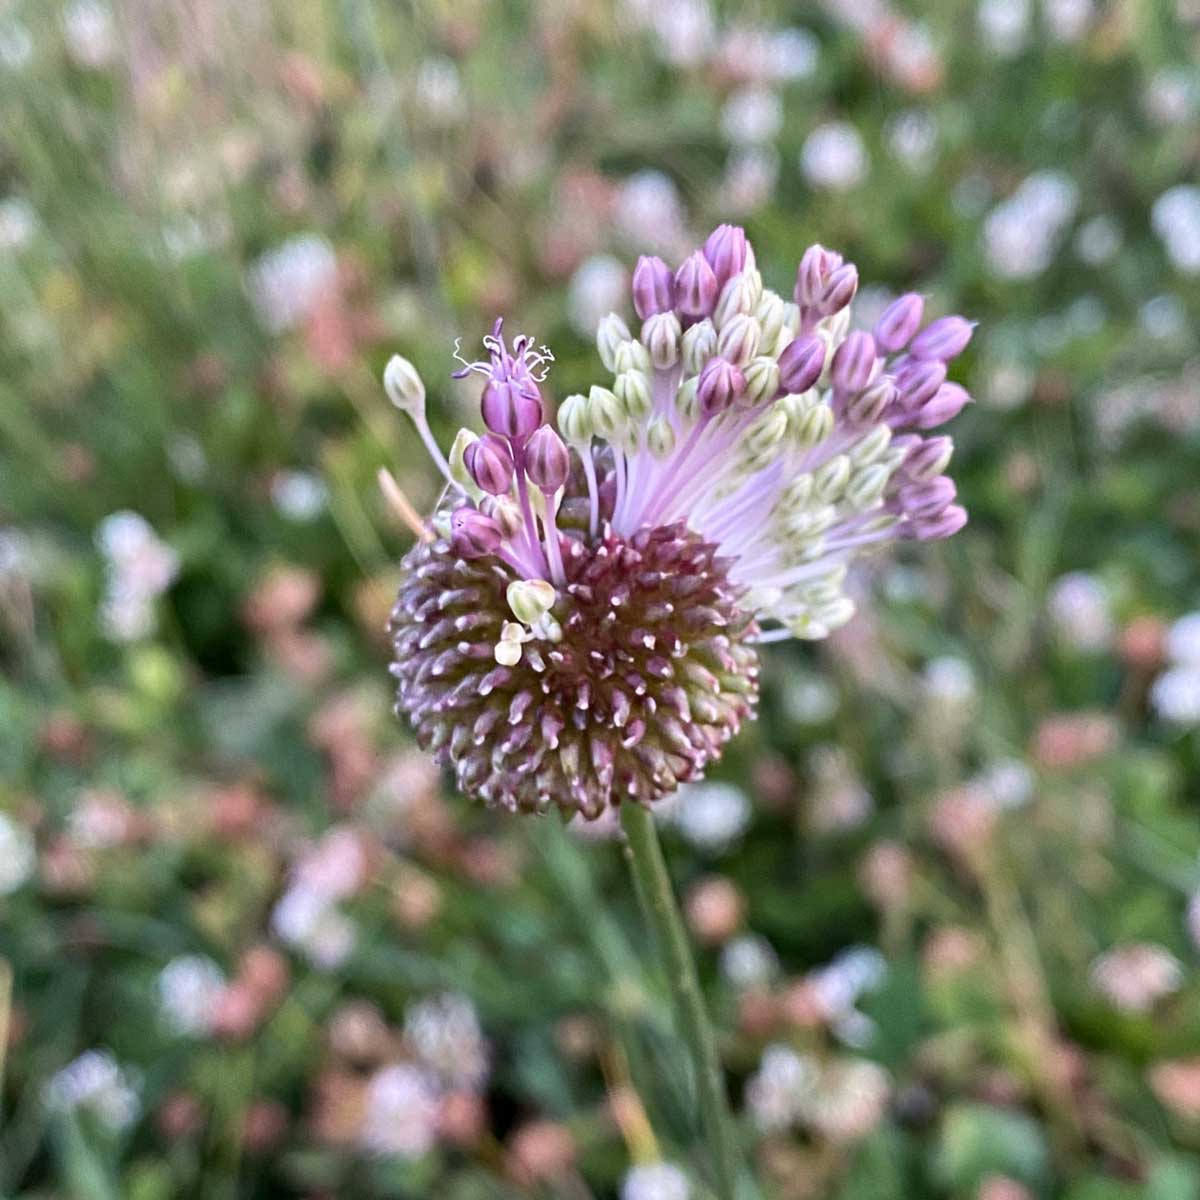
[{"left": 385, "top": 225, "right": 972, "bottom": 817}]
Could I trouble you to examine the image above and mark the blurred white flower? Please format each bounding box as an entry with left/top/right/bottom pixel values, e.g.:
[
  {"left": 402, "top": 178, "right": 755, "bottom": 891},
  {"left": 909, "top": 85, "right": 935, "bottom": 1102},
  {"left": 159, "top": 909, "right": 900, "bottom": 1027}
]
[
  {"left": 1143, "top": 68, "right": 1198, "bottom": 126},
  {"left": 1152, "top": 186, "right": 1200, "bottom": 275},
  {"left": 982, "top": 360, "right": 1035, "bottom": 410},
  {"left": 922, "top": 656, "right": 975, "bottom": 705},
  {"left": 0, "top": 813, "right": 35, "bottom": 895},
  {"left": 804, "top": 1057, "right": 890, "bottom": 1142},
  {"left": 977, "top": 0, "right": 1030, "bottom": 57},
  {"left": 885, "top": 109, "right": 938, "bottom": 173},
  {"left": 781, "top": 672, "right": 839, "bottom": 725},
  {"left": 0, "top": 21, "right": 33, "bottom": 68},
  {"left": 158, "top": 955, "right": 226, "bottom": 1036},
  {"left": 719, "top": 147, "right": 780, "bottom": 216},
  {"left": 405, "top": 993, "right": 489, "bottom": 1091},
  {"left": 1047, "top": 571, "right": 1114, "bottom": 653},
  {"left": 567, "top": 255, "right": 628, "bottom": 339},
  {"left": 614, "top": 170, "right": 687, "bottom": 255},
  {"left": 360, "top": 1063, "right": 441, "bottom": 1157},
  {"left": 1150, "top": 667, "right": 1200, "bottom": 726},
  {"left": 271, "top": 470, "right": 328, "bottom": 521},
  {"left": 983, "top": 171, "right": 1078, "bottom": 280},
  {"left": 1166, "top": 613, "right": 1200, "bottom": 666},
  {"left": 413, "top": 57, "right": 466, "bottom": 125},
  {"left": 669, "top": 781, "right": 751, "bottom": 851},
  {"left": 972, "top": 758, "right": 1035, "bottom": 810},
  {"left": 295, "top": 827, "right": 367, "bottom": 900},
  {"left": 1045, "top": 0, "right": 1093, "bottom": 40},
  {"left": 651, "top": 0, "right": 715, "bottom": 67},
  {"left": 800, "top": 122, "right": 869, "bottom": 191},
  {"left": 62, "top": 0, "right": 115, "bottom": 68},
  {"left": 746, "top": 1044, "right": 816, "bottom": 1131},
  {"left": 246, "top": 234, "right": 338, "bottom": 333},
  {"left": 95, "top": 512, "right": 179, "bottom": 642},
  {"left": 1090, "top": 943, "right": 1183, "bottom": 1012},
  {"left": 0, "top": 197, "right": 36, "bottom": 250},
  {"left": 271, "top": 885, "right": 357, "bottom": 970},
  {"left": 719, "top": 933, "right": 779, "bottom": 989},
  {"left": 720, "top": 86, "right": 783, "bottom": 145},
  {"left": 1074, "top": 215, "right": 1122, "bottom": 266},
  {"left": 44, "top": 1050, "right": 140, "bottom": 1131},
  {"left": 1139, "top": 294, "right": 1188, "bottom": 341},
  {"left": 622, "top": 1161, "right": 691, "bottom": 1200}
]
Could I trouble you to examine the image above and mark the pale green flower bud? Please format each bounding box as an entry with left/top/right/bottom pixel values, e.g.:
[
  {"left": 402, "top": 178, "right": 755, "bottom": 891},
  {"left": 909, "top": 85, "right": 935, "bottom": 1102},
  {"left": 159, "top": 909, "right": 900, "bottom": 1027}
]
[
  {"left": 640, "top": 311, "right": 681, "bottom": 370},
  {"left": 588, "top": 385, "right": 625, "bottom": 440},
  {"left": 778, "top": 472, "right": 814, "bottom": 513},
  {"left": 741, "top": 356, "right": 781, "bottom": 407},
  {"left": 713, "top": 272, "right": 757, "bottom": 330},
  {"left": 675, "top": 375, "right": 700, "bottom": 422},
  {"left": 813, "top": 454, "right": 851, "bottom": 502},
  {"left": 681, "top": 319, "right": 717, "bottom": 376},
  {"left": 507, "top": 579, "right": 557, "bottom": 625},
  {"left": 848, "top": 423, "right": 892, "bottom": 467},
  {"left": 716, "top": 313, "right": 761, "bottom": 366},
  {"left": 384, "top": 355, "right": 426, "bottom": 414},
  {"left": 743, "top": 408, "right": 788, "bottom": 459},
  {"left": 755, "top": 291, "right": 786, "bottom": 346},
  {"left": 782, "top": 302, "right": 802, "bottom": 336},
  {"left": 845, "top": 463, "right": 892, "bottom": 510},
  {"left": 449, "top": 428, "right": 480, "bottom": 492},
  {"left": 557, "top": 393, "right": 593, "bottom": 446},
  {"left": 482, "top": 494, "right": 524, "bottom": 538},
  {"left": 792, "top": 401, "right": 834, "bottom": 449},
  {"left": 614, "top": 370, "right": 653, "bottom": 423},
  {"left": 647, "top": 416, "right": 676, "bottom": 459},
  {"left": 613, "top": 339, "right": 652, "bottom": 376},
  {"left": 597, "top": 313, "right": 631, "bottom": 372}
]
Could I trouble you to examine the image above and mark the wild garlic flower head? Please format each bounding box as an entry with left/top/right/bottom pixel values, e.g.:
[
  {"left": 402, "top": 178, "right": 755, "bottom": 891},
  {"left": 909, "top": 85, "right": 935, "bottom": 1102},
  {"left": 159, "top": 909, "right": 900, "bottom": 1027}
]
[{"left": 388, "top": 226, "right": 971, "bottom": 817}]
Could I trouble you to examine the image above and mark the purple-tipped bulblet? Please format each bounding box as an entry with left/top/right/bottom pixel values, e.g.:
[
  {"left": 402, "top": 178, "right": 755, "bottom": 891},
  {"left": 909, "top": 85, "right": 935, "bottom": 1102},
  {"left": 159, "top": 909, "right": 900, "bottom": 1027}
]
[{"left": 387, "top": 225, "right": 971, "bottom": 818}]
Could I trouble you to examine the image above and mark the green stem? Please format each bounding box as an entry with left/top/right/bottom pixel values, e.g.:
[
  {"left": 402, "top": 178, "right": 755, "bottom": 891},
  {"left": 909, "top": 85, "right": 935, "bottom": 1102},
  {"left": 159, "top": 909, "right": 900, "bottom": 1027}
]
[{"left": 619, "top": 803, "right": 740, "bottom": 1200}]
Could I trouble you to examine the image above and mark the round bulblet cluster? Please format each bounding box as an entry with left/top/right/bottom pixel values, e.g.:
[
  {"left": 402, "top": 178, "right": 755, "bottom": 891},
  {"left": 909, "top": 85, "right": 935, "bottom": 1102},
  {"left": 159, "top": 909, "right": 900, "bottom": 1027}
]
[{"left": 389, "top": 523, "right": 759, "bottom": 818}]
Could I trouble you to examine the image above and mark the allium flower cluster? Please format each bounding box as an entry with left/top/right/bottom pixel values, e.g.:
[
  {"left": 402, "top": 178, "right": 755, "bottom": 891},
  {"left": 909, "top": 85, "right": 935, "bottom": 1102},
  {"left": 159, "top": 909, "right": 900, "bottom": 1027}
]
[
  {"left": 44, "top": 1049, "right": 140, "bottom": 1131},
  {"left": 388, "top": 225, "right": 971, "bottom": 817}
]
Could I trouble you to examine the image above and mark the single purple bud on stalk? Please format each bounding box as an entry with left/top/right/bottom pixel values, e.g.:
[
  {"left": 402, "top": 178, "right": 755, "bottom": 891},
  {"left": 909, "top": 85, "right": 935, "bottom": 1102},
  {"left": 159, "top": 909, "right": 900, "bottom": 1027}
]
[
  {"left": 831, "top": 331, "right": 877, "bottom": 395},
  {"left": 674, "top": 251, "right": 719, "bottom": 320},
  {"left": 819, "top": 262, "right": 859, "bottom": 315},
  {"left": 696, "top": 356, "right": 745, "bottom": 417},
  {"left": 911, "top": 503, "right": 968, "bottom": 541},
  {"left": 449, "top": 506, "right": 503, "bottom": 558},
  {"left": 525, "top": 425, "right": 570, "bottom": 492},
  {"left": 481, "top": 378, "right": 544, "bottom": 442},
  {"left": 632, "top": 255, "right": 675, "bottom": 320},
  {"left": 777, "top": 334, "right": 826, "bottom": 393},
  {"left": 794, "top": 243, "right": 842, "bottom": 307},
  {"left": 895, "top": 359, "right": 947, "bottom": 411},
  {"left": 917, "top": 382, "right": 971, "bottom": 429},
  {"left": 464, "top": 433, "right": 515, "bottom": 495},
  {"left": 703, "top": 224, "right": 749, "bottom": 288},
  {"left": 899, "top": 475, "right": 957, "bottom": 520},
  {"left": 873, "top": 293, "right": 925, "bottom": 353},
  {"left": 903, "top": 435, "right": 954, "bottom": 482},
  {"left": 910, "top": 316, "right": 975, "bottom": 361}
]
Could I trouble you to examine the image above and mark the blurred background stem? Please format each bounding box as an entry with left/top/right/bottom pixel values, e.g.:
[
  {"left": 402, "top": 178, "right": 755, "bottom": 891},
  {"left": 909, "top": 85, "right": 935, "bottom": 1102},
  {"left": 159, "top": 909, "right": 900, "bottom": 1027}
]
[{"left": 619, "top": 803, "right": 740, "bottom": 1200}]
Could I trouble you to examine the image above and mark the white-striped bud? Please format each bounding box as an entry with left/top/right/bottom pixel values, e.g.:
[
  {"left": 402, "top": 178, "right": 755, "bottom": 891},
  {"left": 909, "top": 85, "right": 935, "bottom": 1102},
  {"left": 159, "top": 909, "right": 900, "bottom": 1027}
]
[
  {"left": 597, "top": 314, "right": 631, "bottom": 372},
  {"left": 647, "top": 416, "right": 676, "bottom": 459},
  {"left": 641, "top": 311, "right": 681, "bottom": 369},
  {"left": 682, "top": 319, "right": 717, "bottom": 376},
  {"left": 614, "top": 370, "right": 653, "bottom": 423}
]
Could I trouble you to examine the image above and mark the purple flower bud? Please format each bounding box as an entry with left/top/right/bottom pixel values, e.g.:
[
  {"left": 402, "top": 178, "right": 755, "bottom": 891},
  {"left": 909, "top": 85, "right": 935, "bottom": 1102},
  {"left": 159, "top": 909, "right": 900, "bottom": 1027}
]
[
  {"left": 524, "top": 425, "right": 570, "bottom": 492},
  {"left": 819, "top": 262, "right": 859, "bottom": 315},
  {"left": 902, "top": 435, "right": 954, "bottom": 482},
  {"left": 831, "top": 331, "right": 877, "bottom": 395},
  {"left": 916, "top": 382, "right": 971, "bottom": 429},
  {"left": 907, "top": 314, "right": 974, "bottom": 360},
  {"left": 873, "top": 293, "right": 925, "bottom": 353},
  {"left": 674, "top": 251, "right": 719, "bottom": 321},
  {"left": 794, "top": 243, "right": 843, "bottom": 307},
  {"left": 910, "top": 503, "right": 968, "bottom": 541},
  {"left": 465, "top": 433, "right": 515, "bottom": 495},
  {"left": 910, "top": 316, "right": 975, "bottom": 361},
  {"left": 702, "top": 224, "right": 749, "bottom": 288},
  {"left": 696, "top": 356, "right": 745, "bottom": 418},
  {"left": 481, "top": 378, "right": 544, "bottom": 442},
  {"left": 632, "top": 255, "right": 675, "bottom": 321},
  {"left": 895, "top": 359, "right": 947, "bottom": 411},
  {"left": 899, "top": 475, "right": 957, "bottom": 520},
  {"left": 777, "top": 334, "right": 826, "bottom": 393},
  {"left": 449, "top": 506, "right": 503, "bottom": 558}
]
